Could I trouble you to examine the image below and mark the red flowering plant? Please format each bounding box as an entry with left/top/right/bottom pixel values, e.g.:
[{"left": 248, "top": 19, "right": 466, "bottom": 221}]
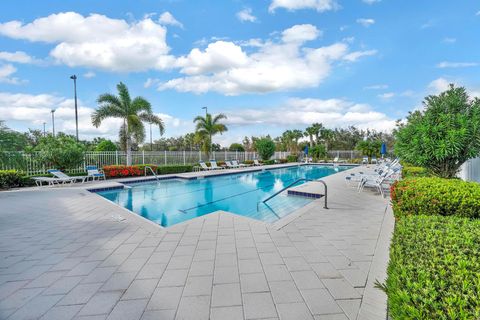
[{"left": 103, "top": 165, "right": 143, "bottom": 178}]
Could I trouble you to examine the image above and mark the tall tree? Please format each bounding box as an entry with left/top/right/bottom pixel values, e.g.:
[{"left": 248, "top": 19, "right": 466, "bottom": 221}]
[
  {"left": 193, "top": 113, "right": 228, "bottom": 157},
  {"left": 304, "top": 126, "right": 317, "bottom": 146},
  {"left": 91, "top": 82, "right": 164, "bottom": 165}
]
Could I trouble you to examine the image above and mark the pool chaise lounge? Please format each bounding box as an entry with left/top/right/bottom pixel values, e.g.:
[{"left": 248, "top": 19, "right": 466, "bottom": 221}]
[{"left": 48, "top": 169, "right": 88, "bottom": 184}]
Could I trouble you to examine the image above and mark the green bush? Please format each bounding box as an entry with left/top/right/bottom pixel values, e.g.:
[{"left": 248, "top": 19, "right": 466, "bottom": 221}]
[
  {"left": 286, "top": 154, "right": 298, "bottom": 162},
  {"left": 386, "top": 215, "right": 480, "bottom": 319},
  {"left": 156, "top": 165, "right": 193, "bottom": 175},
  {"left": 391, "top": 177, "right": 480, "bottom": 219},
  {"left": 309, "top": 145, "right": 327, "bottom": 159},
  {"left": 255, "top": 138, "right": 276, "bottom": 161},
  {"left": 0, "top": 170, "right": 23, "bottom": 189},
  {"left": 402, "top": 166, "right": 430, "bottom": 178},
  {"left": 33, "top": 134, "right": 86, "bottom": 170},
  {"left": 95, "top": 140, "right": 117, "bottom": 151},
  {"left": 263, "top": 160, "right": 275, "bottom": 165}
]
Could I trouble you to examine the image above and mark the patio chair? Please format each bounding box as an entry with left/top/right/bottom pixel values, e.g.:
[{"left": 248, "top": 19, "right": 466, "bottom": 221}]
[
  {"left": 225, "top": 160, "right": 238, "bottom": 169},
  {"left": 47, "top": 169, "right": 88, "bottom": 184},
  {"left": 362, "top": 156, "right": 369, "bottom": 165},
  {"left": 32, "top": 177, "right": 62, "bottom": 187},
  {"left": 209, "top": 160, "right": 223, "bottom": 170},
  {"left": 232, "top": 160, "right": 248, "bottom": 168},
  {"left": 199, "top": 161, "right": 213, "bottom": 170},
  {"left": 253, "top": 159, "right": 263, "bottom": 166},
  {"left": 86, "top": 165, "right": 106, "bottom": 181},
  {"left": 371, "top": 157, "right": 378, "bottom": 164}
]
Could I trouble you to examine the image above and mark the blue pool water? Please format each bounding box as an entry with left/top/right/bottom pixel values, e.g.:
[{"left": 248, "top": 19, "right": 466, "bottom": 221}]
[{"left": 97, "top": 165, "right": 352, "bottom": 227}]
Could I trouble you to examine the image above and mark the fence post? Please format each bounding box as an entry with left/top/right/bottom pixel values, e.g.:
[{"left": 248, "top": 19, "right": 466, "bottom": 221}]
[
  {"left": 164, "top": 150, "right": 167, "bottom": 165},
  {"left": 115, "top": 151, "right": 119, "bottom": 165},
  {"left": 235, "top": 150, "right": 238, "bottom": 160},
  {"left": 142, "top": 150, "right": 145, "bottom": 164},
  {"left": 212, "top": 151, "right": 215, "bottom": 160},
  {"left": 183, "top": 151, "right": 186, "bottom": 165},
  {"left": 225, "top": 150, "right": 227, "bottom": 161}
]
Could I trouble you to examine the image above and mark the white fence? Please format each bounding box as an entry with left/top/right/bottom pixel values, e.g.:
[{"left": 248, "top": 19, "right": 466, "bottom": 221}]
[{"left": 0, "top": 151, "right": 288, "bottom": 175}]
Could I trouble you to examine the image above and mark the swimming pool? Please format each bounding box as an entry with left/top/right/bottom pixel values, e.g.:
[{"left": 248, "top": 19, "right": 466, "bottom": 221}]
[{"left": 97, "top": 165, "right": 352, "bottom": 227}]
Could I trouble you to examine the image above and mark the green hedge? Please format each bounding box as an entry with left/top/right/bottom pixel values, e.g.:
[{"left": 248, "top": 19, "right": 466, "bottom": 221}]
[
  {"left": 391, "top": 177, "right": 480, "bottom": 219},
  {"left": 402, "top": 166, "right": 430, "bottom": 178},
  {"left": 387, "top": 215, "right": 480, "bottom": 319},
  {"left": 156, "top": 165, "right": 193, "bottom": 175},
  {"left": 286, "top": 154, "right": 298, "bottom": 162},
  {"left": 0, "top": 170, "right": 23, "bottom": 189},
  {"left": 263, "top": 160, "right": 275, "bottom": 165}
]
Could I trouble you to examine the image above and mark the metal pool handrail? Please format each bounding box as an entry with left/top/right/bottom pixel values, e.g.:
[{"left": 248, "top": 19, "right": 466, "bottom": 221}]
[
  {"left": 144, "top": 166, "right": 160, "bottom": 182},
  {"left": 261, "top": 178, "right": 328, "bottom": 209}
]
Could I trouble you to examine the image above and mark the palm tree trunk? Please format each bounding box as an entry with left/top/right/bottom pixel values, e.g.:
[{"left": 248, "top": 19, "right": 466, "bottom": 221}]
[{"left": 125, "top": 119, "right": 132, "bottom": 166}]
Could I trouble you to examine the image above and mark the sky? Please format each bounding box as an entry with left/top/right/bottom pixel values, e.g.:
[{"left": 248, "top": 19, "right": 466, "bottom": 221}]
[{"left": 0, "top": 0, "right": 479, "bottom": 146}]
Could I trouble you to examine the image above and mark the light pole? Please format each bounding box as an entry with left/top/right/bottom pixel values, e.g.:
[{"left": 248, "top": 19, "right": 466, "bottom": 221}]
[
  {"left": 51, "top": 109, "right": 56, "bottom": 137},
  {"left": 43, "top": 122, "right": 46, "bottom": 137},
  {"left": 149, "top": 122, "right": 153, "bottom": 151},
  {"left": 70, "top": 75, "right": 79, "bottom": 141}
]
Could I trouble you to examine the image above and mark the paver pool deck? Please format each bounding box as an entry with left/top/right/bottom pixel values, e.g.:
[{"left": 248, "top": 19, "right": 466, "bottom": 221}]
[{"left": 0, "top": 164, "right": 393, "bottom": 320}]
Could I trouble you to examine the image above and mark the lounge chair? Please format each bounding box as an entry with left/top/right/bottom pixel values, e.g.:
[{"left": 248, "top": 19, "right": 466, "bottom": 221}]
[
  {"left": 209, "top": 160, "right": 223, "bottom": 170},
  {"left": 86, "top": 165, "right": 106, "bottom": 181},
  {"left": 225, "top": 160, "right": 238, "bottom": 169},
  {"left": 362, "top": 156, "right": 369, "bottom": 165},
  {"left": 32, "top": 177, "right": 62, "bottom": 187},
  {"left": 371, "top": 157, "right": 378, "bottom": 164},
  {"left": 232, "top": 160, "right": 248, "bottom": 167},
  {"left": 358, "top": 168, "right": 401, "bottom": 197},
  {"left": 199, "top": 161, "right": 213, "bottom": 170},
  {"left": 253, "top": 159, "right": 263, "bottom": 166},
  {"left": 47, "top": 169, "right": 88, "bottom": 184}
]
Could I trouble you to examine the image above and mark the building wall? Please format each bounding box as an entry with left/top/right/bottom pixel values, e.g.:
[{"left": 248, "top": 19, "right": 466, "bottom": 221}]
[{"left": 459, "top": 157, "right": 480, "bottom": 182}]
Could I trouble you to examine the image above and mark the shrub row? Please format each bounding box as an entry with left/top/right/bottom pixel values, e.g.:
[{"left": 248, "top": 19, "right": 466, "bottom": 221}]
[
  {"left": 0, "top": 170, "right": 23, "bottom": 189},
  {"left": 390, "top": 177, "right": 480, "bottom": 219},
  {"left": 386, "top": 215, "right": 480, "bottom": 319},
  {"left": 102, "top": 164, "right": 194, "bottom": 178},
  {"left": 286, "top": 154, "right": 298, "bottom": 162},
  {"left": 401, "top": 166, "right": 430, "bottom": 178}
]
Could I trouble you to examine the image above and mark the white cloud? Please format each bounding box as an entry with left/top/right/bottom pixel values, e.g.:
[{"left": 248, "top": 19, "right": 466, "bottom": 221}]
[
  {"left": 0, "top": 12, "right": 174, "bottom": 72},
  {"left": 83, "top": 71, "right": 96, "bottom": 78},
  {"left": 158, "top": 24, "right": 372, "bottom": 95},
  {"left": 476, "top": 11, "right": 480, "bottom": 16},
  {"left": 428, "top": 77, "right": 451, "bottom": 94},
  {"left": 343, "top": 49, "right": 377, "bottom": 62},
  {"left": 364, "top": 84, "right": 388, "bottom": 90},
  {"left": 0, "top": 64, "right": 25, "bottom": 85},
  {"left": 442, "top": 37, "right": 456, "bottom": 44},
  {"left": 224, "top": 97, "right": 395, "bottom": 132},
  {"left": 356, "top": 18, "right": 375, "bottom": 27},
  {"left": 362, "top": 0, "right": 381, "bottom": 4},
  {"left": 436, "top": 61, "right": 479, "bottom": 68},
  {"left": 144, "top": 78, "right": 160, "bottom": 88},
  {"left": 236, "top": 8, "right": 257, "bottom": 23},
  {"left": 0, "top": 51, "right": 36, "bottom": 64},
  {"left": 378, "top": 92, "right": 395, "bottom": 100},
  {"left": 269, "top": 0, "right": 339, "bottom": 12},
  {"left": 158, "top": 11, "right": 183, "bottom": 28}
]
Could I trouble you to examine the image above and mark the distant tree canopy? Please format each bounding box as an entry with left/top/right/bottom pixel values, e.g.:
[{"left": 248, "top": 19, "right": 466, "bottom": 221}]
[
  {"left": 95, "top": 140, "right": 117, "bottom": 152},
  {"left": 33, "top": 133, "right": 86, "bottom": 170},
  {"left": 229, "top": 143, "right": 245, "bottom": 152},
  {"left": 395, "top": 84, "right": 480, "bottom": 178},
  {"left": 255, "top": 137, "right": 276, "bottom": 160}
]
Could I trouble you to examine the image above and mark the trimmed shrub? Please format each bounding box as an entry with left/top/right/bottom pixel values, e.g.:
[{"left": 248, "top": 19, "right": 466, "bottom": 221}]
[
  {"left": 255, "top": 138, "right": 276, "bottom": 161},
  {"left": 402, "top": 166, "right": 430, "bottom": 178},
  {"left": 244, "top": 160, "right": 254, "bottom": 165},
  {"left": 286, "top": 154, "right": 298, "bottom": 162},
  {"left": 386, "top": 215, "right": 480, "bottom": 319},
  {"left": 278, "top": 158, "right": 288, "bottom": 164},
  {"left": 262, "top": 160, "right": 275, "bottom": 165},
  {"left": 157, "top": 165, "right": 193, "bottom": 175},
  {"left": 0, "top": 170, "right": 23, "bottom": 189},
  {"left": 391, "top": 177, "right": 480, "bottom": 219},
  {"left": 103, "top": 165, "right": 142, "bottom": 178}
]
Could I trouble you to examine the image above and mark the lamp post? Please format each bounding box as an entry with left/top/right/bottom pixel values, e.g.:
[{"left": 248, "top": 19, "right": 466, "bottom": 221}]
[
  {"left": 43, "top": 122, "right": 46, "bottom": 137},
  {"left": 149, "top": 122, "right": 153, "bottom": 151},
  {"left": 51, "top": 109, "right": 56, "bottom": 137},
  {"left": 70, "top": 75, "right": 79, "bottom": 141}
]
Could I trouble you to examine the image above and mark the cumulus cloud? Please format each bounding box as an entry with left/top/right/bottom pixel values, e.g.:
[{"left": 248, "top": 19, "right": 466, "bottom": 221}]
[
  {"left": 158, "top": 24, "right": 373, "bottom": 95},
  {"left": 343, "top": 49, "right": 377, "bottom": 62},
  {"left": 0, "top": 12, "right": 174, "bottom": 72},
  {"left": 356, "top": 18, "right": 375, "bottom": 27},
  {"left": 378, "top": 92, "right": 395, "bottom": 100},
  {"left": 158, "top": 11, "right": 183, "bottom": 28},
  {"left": 0, "top": 64, "right": 26, "bottom": 85},
  {"left": 436, "top": 61, "right": 479, "bottom": 68},
  {"left": 0, "top": 51, "right": 37, "bottom": 64},
  {"left": 83, "top": 71, "right": 96, "bottom": 78},
  {"left": 0, "top": 91, "right": 180, "bottom": 139},
  {"left": 269, "top": 0, "right": 339, "bottom": 12},
  {"left": 224, "top": 97, "right": 395, "bottom": 132},
  {"left": 236, "top": 8, "right": 257, "bottom": 22},
  {"left": 428, "top": 77, "right": 451, "bottom": 94}
]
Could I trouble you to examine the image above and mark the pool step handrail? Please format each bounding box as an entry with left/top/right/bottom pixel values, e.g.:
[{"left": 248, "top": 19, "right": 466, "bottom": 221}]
[
  {"left": 261, "top": 178, "right": 328, "bottom": 209},
  {"left": 144, "top": 166, "right": 160, "bottom": 182}
]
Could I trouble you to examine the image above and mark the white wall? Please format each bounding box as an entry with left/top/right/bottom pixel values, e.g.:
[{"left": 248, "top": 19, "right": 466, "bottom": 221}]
[{"left": 459, "top": 157, "right": 480, "bottom": 182}]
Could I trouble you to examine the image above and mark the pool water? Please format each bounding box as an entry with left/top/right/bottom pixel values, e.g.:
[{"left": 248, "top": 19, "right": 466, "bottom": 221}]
[{"left": 97, "top": 165, "right": 352, "bottom": 227}]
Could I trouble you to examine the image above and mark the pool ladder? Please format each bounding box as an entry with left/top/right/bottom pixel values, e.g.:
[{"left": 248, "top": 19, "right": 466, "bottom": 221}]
[
  {"left": 257, "top": 178, "right": 328, "bottom": 212},
  {"left": 144, "top": 166, "right": 160, "bottom": 182}
]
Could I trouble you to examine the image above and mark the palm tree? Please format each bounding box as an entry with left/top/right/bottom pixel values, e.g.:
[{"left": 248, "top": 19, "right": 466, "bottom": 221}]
[
  {"left": 91, "top": 82, "right": 164, "bottom": 165},
  {"left": 311, "top": 123, "right": 324, "bottom": 144},
  {"left": 320, "top": 128, "right": 335, "bottom": 151},
  {"left": 304, "top": 126, "right": 317, "bottom": 147},
  {"left": 193, "top": 113, "right": 227, "bottom": 157}
]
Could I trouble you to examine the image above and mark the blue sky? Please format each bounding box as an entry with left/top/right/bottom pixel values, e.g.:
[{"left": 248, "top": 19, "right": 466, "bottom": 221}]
[{"left": 0, "top": 0, "right": 479, "bottom": 146}]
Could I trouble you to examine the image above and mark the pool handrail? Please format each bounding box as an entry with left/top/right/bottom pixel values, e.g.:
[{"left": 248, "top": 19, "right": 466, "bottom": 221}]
[{"left": 261, "top": 178, "right": 328, "bottom": 209}]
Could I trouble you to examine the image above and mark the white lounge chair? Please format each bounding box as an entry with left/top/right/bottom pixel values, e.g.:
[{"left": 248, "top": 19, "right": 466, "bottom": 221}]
[
  {"left": 199, "top": 161, "right": 213, "bottom": 170},
  {"left": 362, "top": 156, "right": 369, "bottom": 165},
  {"left": 48, "top": 169, "right": 88, "bottom": 184},
  {"left": 232, "top": 160, "right": 248, "bottom": 168},
  {"left": 209, "top": 160, "right": 223, "bottom": 170},
  {"left": 225, "top": 160, "right": 238, "bottom": 169},
  {"left": 253, "top": 159, "right": 262, "bottom": 166},
  {"left": 86, "top": 165, "right": 106, "bottom": 181},
  {"left": 32, "top": 177, "right": 62, "bottom": 187}
]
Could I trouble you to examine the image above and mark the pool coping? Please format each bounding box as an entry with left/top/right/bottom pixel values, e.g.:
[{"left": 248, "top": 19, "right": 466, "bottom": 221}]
[{"left": 86, "top": 163, "right": 357, "bottom": 230}]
